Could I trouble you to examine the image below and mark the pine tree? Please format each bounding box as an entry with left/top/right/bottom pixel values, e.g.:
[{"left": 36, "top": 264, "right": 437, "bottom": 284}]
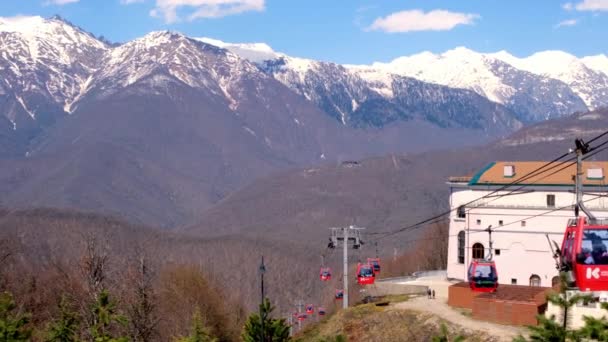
[
  {"left": 242, "top": 298, "right": 290, "bottom": 342},
  {"left": 579, "top": 302, "right": 608, "bottom": 341},
  {"left": 0, "top": 292, "right": 31, "bottom": 341},
  {"left": 46, "top": 296, "right": 80, "bottom": 342},
  {"left": 90, "top": 290, "right": 128, "bottom": 342},
  {"left": 175, "top": 308, "right": 217, "bottom": 342},
  {"left": 514, "top": 273, "right": 591, "bottom": 342}
]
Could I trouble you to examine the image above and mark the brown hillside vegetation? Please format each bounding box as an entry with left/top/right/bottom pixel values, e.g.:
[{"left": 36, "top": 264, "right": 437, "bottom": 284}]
[
  {"left": 294, "top": 302, "right": 496, "bottom": 342},
  {"left": 0, "top": 209, "right": 333, "bottom": 325}
]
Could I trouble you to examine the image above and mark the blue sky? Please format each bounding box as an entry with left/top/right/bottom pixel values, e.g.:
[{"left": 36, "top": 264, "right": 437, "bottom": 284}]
[{"left": 1, "top": 0, "right": 607, "bottom": 64}]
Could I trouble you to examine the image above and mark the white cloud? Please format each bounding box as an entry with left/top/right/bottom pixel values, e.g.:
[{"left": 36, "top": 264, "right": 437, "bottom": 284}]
[
  {"left": 566, "top": 0, "right": 608, "bottom": 11},
  {"left": 121, "top": 0, "right": 145, "bottom": 4},
  {"left": 367, "top": 9, "right": 479, "bottom": 33},
  {"left": 44, "top": 0, "right": 79, "bottom": 5},
  {"left": 555, "top": 18, "right": 578, "bottom": 27},
  {"left": 151, "top": 0, "right": 264, "bottom": 23}
]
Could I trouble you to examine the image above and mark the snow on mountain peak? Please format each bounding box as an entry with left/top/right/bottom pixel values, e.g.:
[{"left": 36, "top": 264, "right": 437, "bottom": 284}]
[
  {"left": 0, "top": 15, "right": 46, "bottom": 34},
  {"left": 0, "top": 15, "right": 106, "bottom": 60},
  {"left": 491, "top": 49, "right": 608, "bottom": 108},
  {"left": 442, "top": 46, "right": 481, "bottom": 59},
  {"left": 365, "top": 47, "right": 514, "bottom": 104},
  {"left": 582, "top": 54, "right": 608, "bottom": 76},
  {"left": 195, "top": 37, "right": 280, "bottom": 63}
]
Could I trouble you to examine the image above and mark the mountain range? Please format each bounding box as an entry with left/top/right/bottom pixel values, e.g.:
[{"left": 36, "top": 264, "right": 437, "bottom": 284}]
[{"left": 1, "top": 15, "right": 607, "bottom": 227}]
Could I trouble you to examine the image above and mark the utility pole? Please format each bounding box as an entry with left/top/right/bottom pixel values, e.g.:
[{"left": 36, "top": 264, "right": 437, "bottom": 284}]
[
  {"left": 287, "top": 314, "right": 293, "bottom": 337},
  {"left": 296, "top": 299, "right": 304, "bottom": 332},
  {"left": 574, "top": 138, "right": 595, "bottom": 219},
  {"left": 328, "top": 225, "right": 364, "bottom": 309},
  {"left": 259, "top": 256, "right": 266, "bottom": 342}
]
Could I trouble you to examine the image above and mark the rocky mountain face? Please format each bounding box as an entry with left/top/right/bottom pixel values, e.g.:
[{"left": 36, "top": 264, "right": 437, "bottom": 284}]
[
  {"left": 258, "top": 56, "right": 520, "bottom": 133},
  {"left": 202, "top": 40, "right": 605, "bottom": 128}
]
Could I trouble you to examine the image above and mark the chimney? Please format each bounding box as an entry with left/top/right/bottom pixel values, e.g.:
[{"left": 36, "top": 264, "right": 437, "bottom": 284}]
[{"left": 504, "top": 164, "right": 515, "bottom": 178}]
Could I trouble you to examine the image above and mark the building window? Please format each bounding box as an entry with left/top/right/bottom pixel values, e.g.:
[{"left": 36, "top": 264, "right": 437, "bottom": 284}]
[
  {"left": 476, "top": 219, "right": 481, "bottom": 225},
  {"left": 529, "top": 274, "right": 541, "bottom": 287},
  {"left": 551, "top": 276, "right": 560, "bottom": 287},
  {"left": 495, "top": 249, "right": 501, "bottom": 256},
  {"left": 472, "top": 243, "right": 485, "bottom": 259},
  {"left": 499, "top": 220, "right": 503, "bottom": 226},
  {"left": 511, "top": 278, "right": 517, "bottom": 285},
  {"left": 521, "top": 221, "right": 526, "bottom": 227},
  {"left": 547, "top": 194, "right": 555, "bottom": 208},
  {"left": 457, "top": 231, "right": 465, "bottom": 264},
  {"left": 457, "top": 205, "right": 466, "bottom": 218}
]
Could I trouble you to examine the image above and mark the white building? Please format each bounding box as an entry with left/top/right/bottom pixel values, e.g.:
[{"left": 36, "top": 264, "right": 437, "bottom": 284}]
[{"left": 446, "top": 161, "right": 608, "bottom": 288}]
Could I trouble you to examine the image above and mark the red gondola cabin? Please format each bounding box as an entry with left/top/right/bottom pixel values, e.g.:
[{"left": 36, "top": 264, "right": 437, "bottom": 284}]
[
  {"left": 367, "top": 258, "right": 381, "bottom": 274},
  {"left": 320, "top": 267, "right": 331, "bottom": 281},
  {"left": 335, "top": 289, "right": 344, "bottom": 300},
  {"left": 318, "top": 307, "right": 326, "bottom": 316},
  {"left": 306, "top": 304, "right": 314, "bottom": 314},
  {"left": 356, "top": 263, "right": 376, "bottom": 285},
  {"left": 297, "top": 313, "right": 307, "bottom": 321},
  {"left": 561, "top": 217, "right": 608, "bottom": 291},
  {"left": 468, "top": 259, "right": 498, "bottom": 292}
]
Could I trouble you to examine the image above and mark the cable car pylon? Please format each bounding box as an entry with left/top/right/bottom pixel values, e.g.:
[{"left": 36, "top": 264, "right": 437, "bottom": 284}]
[{"left": 327, "top": 225, "right": 365, "bottom": 309}]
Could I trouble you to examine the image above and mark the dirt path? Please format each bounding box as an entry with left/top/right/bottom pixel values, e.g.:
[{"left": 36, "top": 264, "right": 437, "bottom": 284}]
[{"left": 393, "top": 296, "right": 527, "bottom": 342}]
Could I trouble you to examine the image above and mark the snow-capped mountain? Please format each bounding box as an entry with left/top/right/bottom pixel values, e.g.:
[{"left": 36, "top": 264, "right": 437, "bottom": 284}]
[
  {"left": 0, "top": 16, "right": 108, "bottom": 156},
  {"left": 198, "top": 39, "right": 602, "bottom": 126},
  {"left": 360, "top": 47, "right": 588, "bottom": 122},
  {"left": 78, "top": 31, "right": 266, "bottom": 113},
  {"left": 1, "top": 15, "right": 606, "bottom": 159},
  {"left": 582, "top": 54, "right": 608, "bottom": 76},
  {"left": 198, "top": 39, "right": 520, "bottom": 132},
  {"left": 491, "top": 50, "right": 608, "bottom": 110},
  {"left": 0, "top": 16, "right": 107, "bottom": 124}
]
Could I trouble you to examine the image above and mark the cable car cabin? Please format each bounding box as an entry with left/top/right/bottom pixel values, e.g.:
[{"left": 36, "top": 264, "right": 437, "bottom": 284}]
[
  {"left": 367, "top": 258, "right": 381, "bottom": 274},
  {"left": 320, "top": 267, "right": 331, "bottom": 281},
  {"left": 335, "top": 289, "right": 344, "bottom": 300},
  {"left": 297, "top": 313, "right": 307, "bottom": 321},
  {"left": 468, "top": 259, "right": 498, "bottom": 292},
  {"left": 357, "top": 263, "right": 376, "bottom": 285},
  {"left": 561, "top": 217, "right": 608, "bottom": 292},
  {"left": 306, "top": 304, "right": 314, "bottom": 314},
  {"left": 318, "top": 307, "right": 326, "bottom": 316}
]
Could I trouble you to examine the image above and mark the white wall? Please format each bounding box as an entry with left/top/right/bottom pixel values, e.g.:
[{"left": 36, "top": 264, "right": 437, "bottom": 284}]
[{"left": 446, "top": 186, "right": 608, "bottom": 288}]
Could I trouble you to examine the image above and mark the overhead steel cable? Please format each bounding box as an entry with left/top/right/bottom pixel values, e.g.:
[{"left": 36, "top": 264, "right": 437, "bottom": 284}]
[
  {"left": 396, "top": 193, "right": 608, "bottom": 246},
  {"left": 367, "top": 130, "right": 608, "bottom": 242},
  {"left": 368, "top": 152, "right": 574, "bottom": 241}
]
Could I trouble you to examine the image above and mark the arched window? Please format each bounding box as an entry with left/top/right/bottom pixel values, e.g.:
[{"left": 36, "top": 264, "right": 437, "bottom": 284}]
[
  {"left": 458, "top": 231, "right": 465, "bottom": 264},
  {"left": 530, "top": 274, "right": 541, "bottom": 287},
  {"left": 472, "top": 243, "right": 485, "bottom": 259},
  {"left": 551, "top": 276, "right": 560, "bottom": 288}
]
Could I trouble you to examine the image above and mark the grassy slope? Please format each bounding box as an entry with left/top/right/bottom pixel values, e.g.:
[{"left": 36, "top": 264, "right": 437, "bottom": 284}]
[{"left": 294, "top": 300, "right": 497, "bottom": 342}]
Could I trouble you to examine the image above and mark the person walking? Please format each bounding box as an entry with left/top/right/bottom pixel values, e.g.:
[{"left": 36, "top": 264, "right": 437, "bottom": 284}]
[
  {"left": 427, "top": 288, "right": 431, "bottom": 299},
  {"left": 432, "top": 289, "right": 435, "bottom": 299}
]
